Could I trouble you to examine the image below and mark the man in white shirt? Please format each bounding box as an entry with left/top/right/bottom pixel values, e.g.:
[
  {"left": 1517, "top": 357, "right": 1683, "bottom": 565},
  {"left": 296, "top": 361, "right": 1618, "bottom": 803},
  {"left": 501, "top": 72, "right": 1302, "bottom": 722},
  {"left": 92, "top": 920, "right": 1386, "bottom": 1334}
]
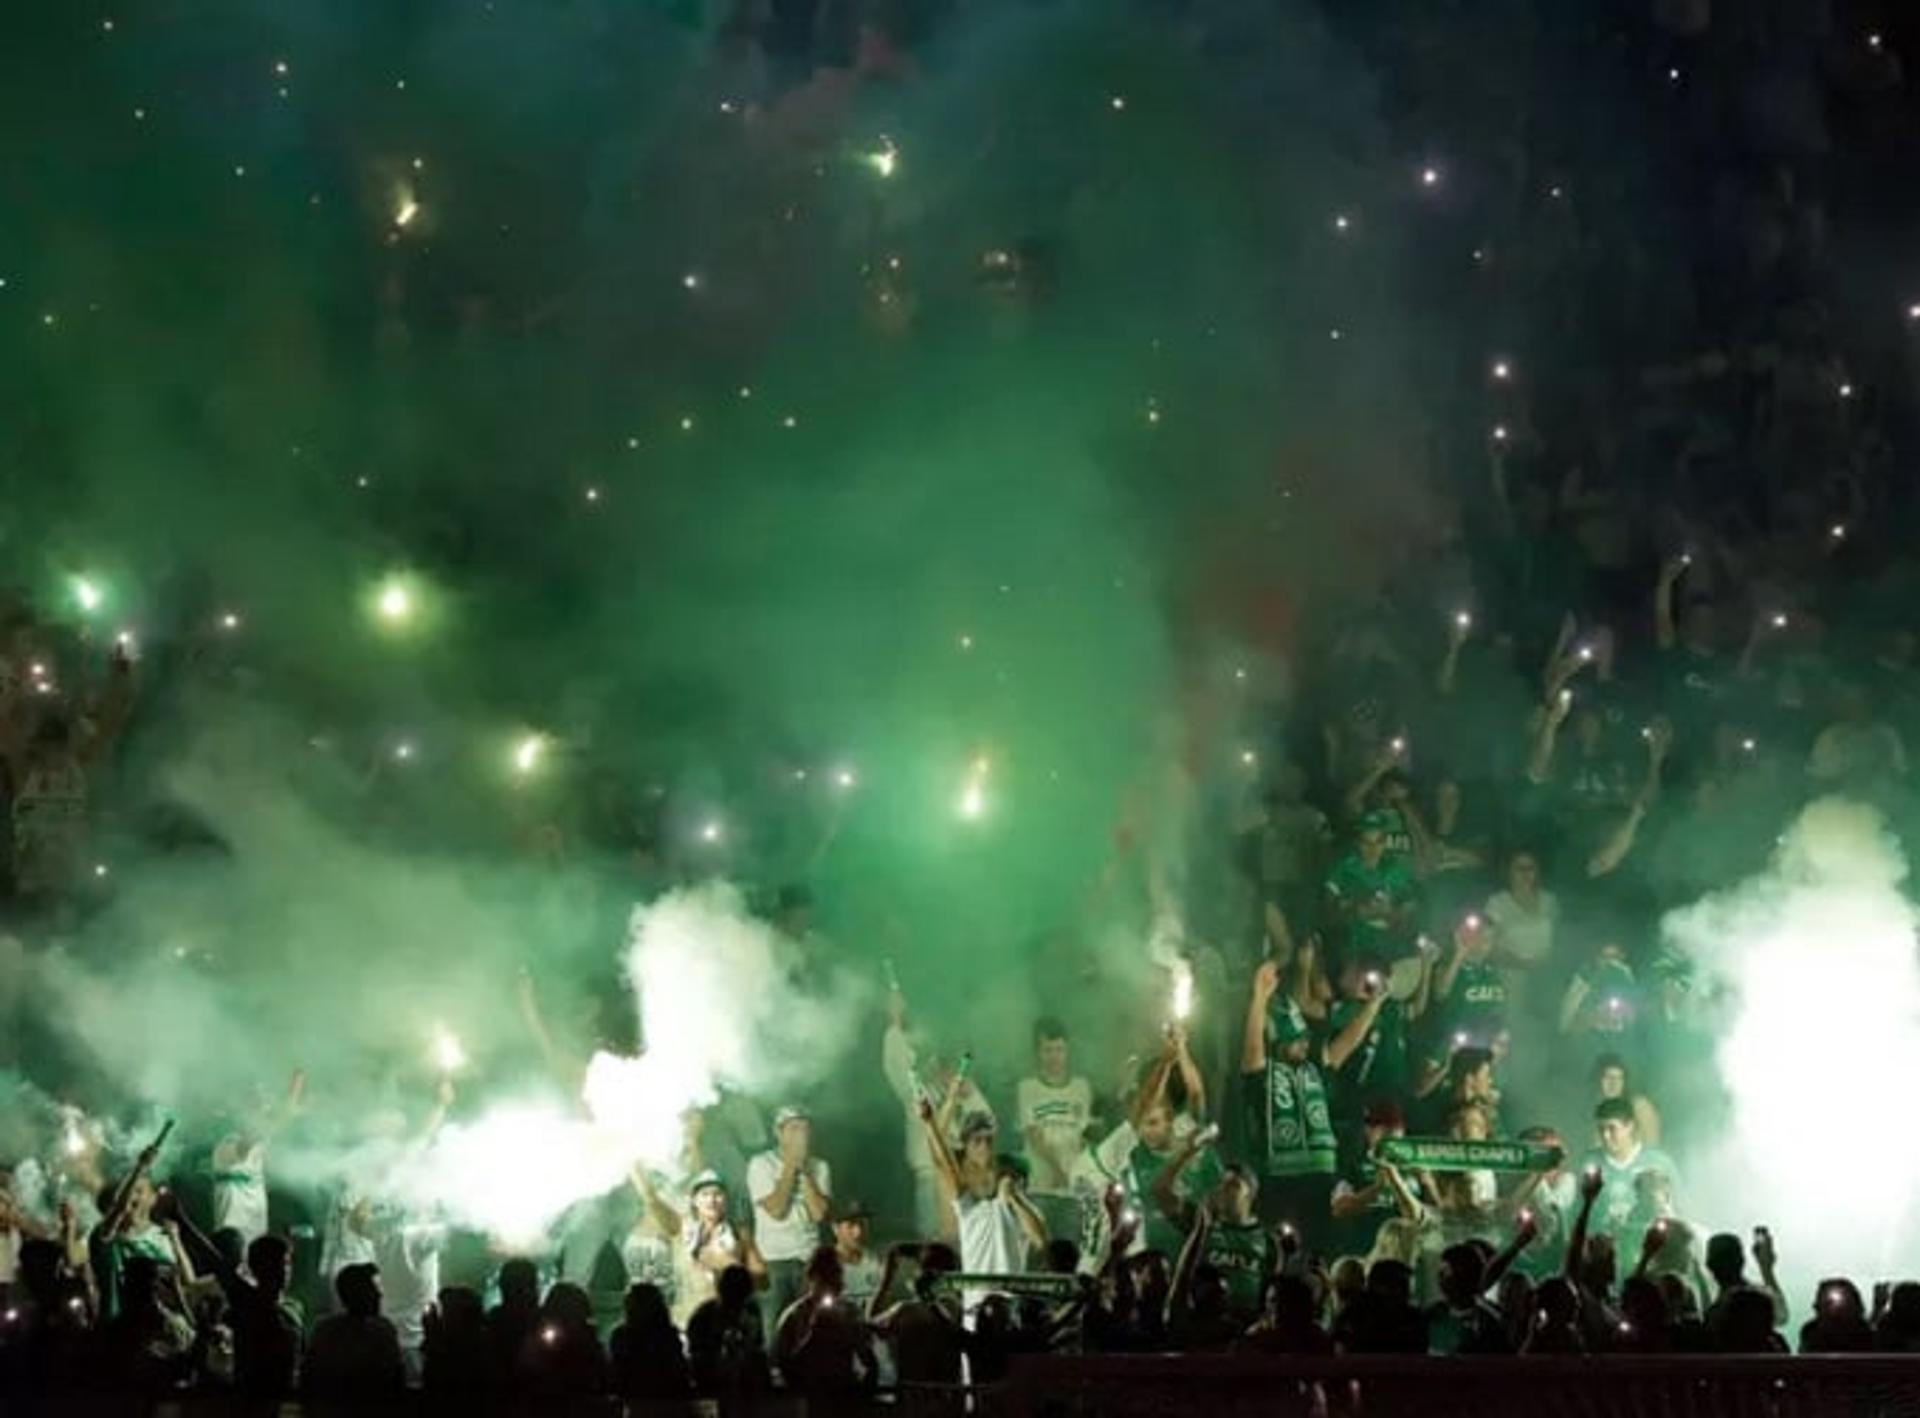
[
  {"left": 748, "top": 1104, "right": 831, "bottom": 1329},
  {"left": 1014, "top": 1016, "right": 1093, "bottom": 1241}
]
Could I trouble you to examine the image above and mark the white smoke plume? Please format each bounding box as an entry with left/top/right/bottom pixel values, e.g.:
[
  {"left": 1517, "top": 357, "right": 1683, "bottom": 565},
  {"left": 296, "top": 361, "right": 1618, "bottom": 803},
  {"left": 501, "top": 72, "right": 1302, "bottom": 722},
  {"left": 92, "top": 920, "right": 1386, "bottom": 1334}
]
[
  {"left": 282, "top": 881, "right": 871, "bottom": 1249},
  {"left": 1663, "top": 796, "right": 1920, "bottom": 1282}
]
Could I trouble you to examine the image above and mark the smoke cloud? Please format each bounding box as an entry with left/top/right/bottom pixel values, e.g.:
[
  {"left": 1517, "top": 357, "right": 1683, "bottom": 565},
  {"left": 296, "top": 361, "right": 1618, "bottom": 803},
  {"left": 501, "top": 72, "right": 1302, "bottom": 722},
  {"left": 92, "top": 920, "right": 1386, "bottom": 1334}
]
[{"left": 1664, "top": 797, "right": 1920, "bottom": 1282}]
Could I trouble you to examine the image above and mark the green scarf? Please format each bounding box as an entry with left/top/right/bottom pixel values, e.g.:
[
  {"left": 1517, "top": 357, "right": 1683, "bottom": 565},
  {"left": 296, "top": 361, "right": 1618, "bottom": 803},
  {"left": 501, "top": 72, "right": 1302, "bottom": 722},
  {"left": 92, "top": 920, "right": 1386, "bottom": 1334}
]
[{"left": 1261, "top": 1059, "right": 1335, "bottom": 1177}]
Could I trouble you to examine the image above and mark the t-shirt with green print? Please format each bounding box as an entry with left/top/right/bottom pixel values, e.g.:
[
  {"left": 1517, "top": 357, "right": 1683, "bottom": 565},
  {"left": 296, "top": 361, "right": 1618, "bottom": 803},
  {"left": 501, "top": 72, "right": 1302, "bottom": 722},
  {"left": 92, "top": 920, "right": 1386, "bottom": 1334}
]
[
  {"left": 1201, "top": 1220, "right": 1276, "bottom": 1316},
  {"left": 1124, "top": 1142, "right": 1224, "bottom": 1259},
  {"left": 1326, "top": 997, "right": 1409, "bottom": 1120}
]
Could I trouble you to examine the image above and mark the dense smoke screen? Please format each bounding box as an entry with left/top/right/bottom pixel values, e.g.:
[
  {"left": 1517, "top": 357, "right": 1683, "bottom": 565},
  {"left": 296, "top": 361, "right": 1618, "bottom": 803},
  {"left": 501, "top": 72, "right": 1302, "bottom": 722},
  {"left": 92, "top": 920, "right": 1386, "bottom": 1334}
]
[{"left": 1665, "top": 797, "right": 1920, "bottom": 1285}]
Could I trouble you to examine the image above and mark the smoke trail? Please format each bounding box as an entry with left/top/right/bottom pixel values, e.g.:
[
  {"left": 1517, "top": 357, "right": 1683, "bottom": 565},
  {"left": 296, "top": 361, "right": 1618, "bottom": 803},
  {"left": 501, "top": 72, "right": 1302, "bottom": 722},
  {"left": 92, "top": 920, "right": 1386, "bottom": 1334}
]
[
  {"left": 585, "top": 882, "right": 871, "bottom": 1159},
  {"left": 1664, "top": 797, "right": 1920, "bottom": 1281}
]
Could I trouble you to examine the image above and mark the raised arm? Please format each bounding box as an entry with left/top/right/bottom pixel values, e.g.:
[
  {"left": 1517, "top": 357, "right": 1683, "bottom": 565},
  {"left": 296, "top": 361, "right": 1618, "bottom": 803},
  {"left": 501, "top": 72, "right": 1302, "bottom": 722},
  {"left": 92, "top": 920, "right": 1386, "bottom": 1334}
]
[
  {"left": 1168, "top": 1027, "right": 1207, "bottom": 1122},
  {"left": 1149, "top": 1124, "right": 1219, "bottom": 1235},
  {"left": 1526, "top": 689, "right": 1573, "bottom": 785},
  {"left": 99, "top": 1121, "right": 171, "bottom": 1236},
  {"left": 1323, "top": 991, "right": 1385, "bottom": 1071},
  {"left": 1654, "top": 555, "right": 1688, "bottom": 651},
  {"left": 1586, "top": 719, "right": 1669, "bottom": 879},
  {"left": 1167, "top": 1201, "right": 1213, "bottom": 1326},
  {"left": 917, "top": 1097, "right": 964, "bottom": 1198},
  {"left": 629, "top": 1167, "right": 683, "bottom": 1239},
  {"left": 1437, "top": 613, "right": 1471, "bottom": 697},
  {"left": 1242, "top": 962, "right": 1278, "bottom": 1074},
  {"left": 1564, "top": 1165, "right": 1601, "bottom": 1279}
]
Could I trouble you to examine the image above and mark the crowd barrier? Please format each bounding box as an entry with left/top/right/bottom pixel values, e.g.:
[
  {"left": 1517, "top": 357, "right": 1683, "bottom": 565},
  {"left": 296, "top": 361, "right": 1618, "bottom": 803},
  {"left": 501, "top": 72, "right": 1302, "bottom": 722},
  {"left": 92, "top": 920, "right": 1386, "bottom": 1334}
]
[{"left": 17, "top": 1360, "right": 1920, "bottom": 1418}]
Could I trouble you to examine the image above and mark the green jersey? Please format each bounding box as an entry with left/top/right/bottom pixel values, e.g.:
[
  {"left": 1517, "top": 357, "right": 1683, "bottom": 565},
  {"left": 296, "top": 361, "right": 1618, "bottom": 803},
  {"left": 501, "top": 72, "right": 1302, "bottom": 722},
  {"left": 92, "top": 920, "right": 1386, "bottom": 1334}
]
[
  {"left": 1201, "top": 1220, "right": 1276, "bottom": 1316},
  {"left": 1324, "top": 852, "right": 1417, "bottom": 940},
  {"left": 1447, "top": 961, "right": 1509, "bottom": 1036},
  {"left": 1327, "top": 998, "right": 1408, "bottom": 1117},
  {"left": 1127, "top": 1143, "right": 1224, "bottom": 1259}
]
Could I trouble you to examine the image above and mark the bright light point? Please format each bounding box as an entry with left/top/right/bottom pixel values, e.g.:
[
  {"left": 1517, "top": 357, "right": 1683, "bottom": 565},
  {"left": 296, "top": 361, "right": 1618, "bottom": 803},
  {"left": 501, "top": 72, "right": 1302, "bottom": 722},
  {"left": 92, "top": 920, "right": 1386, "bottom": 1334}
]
[
  {"left": 1109, "top": 95, "right": 1127, "bottom": 111},
  {"left": 1145, "top": 403, "right": 1162, "bottom": 424},
  {"left": 1772, "top": 612, "right": 1789, "bottom": 628},
  {"left": 41, "top": 313, "right": 56, "bottom": 327},
  {"left": 699, "top": 820, "right": 723, "bottom": 844},
  {"left": 1839, "top": 382, "right": 1855, "bottom": 399},
  {"left": 133, "top": 107, "right": 145, "bottom": 120},
  {"left": 781, "top": 414, "right": 798, "bottom": 429},
  {"left": 585, "top": 486, "right": 600, "bottom": 503},
  {"left": 1830, "top": 523, "right": 1846, "bottom": 540},
  {"left": 1907, "top": 304, "right": 1920, "bottom": 322},
  {"left": 394, "top": 196, "right": 420, "bottom": 229},
  {"left": 833, "top": 767, "right": 856, "bottom": 790},
  {"left": 1741, "top": 738, "right": 1757, "bottom": 753},
  {"left": 272, "top": 58, "right": 289, "bottom": 76},
  {"left": 1420, "top": 166, "right": 1440, "bottom": 187},
  {"left": 93, "top": 863, "right": 108, "bottom": 879},
  {"left": 411, "top": 157, "right": 426, "bottom": 172},
  {"left": 681, "top": 271, "right": 702, "bottom": 291},
  {"left": 1234, "top": 666, "right": 1247, "bottom": 681},
  {"left": 1239, "top": 748, "right": 1257, "bottom": 767},
  {"left": 376, "top": 580, "right": 413, "bottom": 622},
  {"left": 394, "top": 742, "right": 415, "bottom": 762},
  {"left": 1492, "top": 424, "right": 1509, "bottom": 442},
  {"left": 1869, "top": 31, "right": 1883, "bottom": 50},
  {"left": 430, "top": 1025, "right": 467, "bottom": 1074},
  {"left": 865, "top": 139, "right": 898, "bottom": 178},
  {"left": 218, "top": 611, "right": 241, "bottom": 631},
  {"left": 71, "top": 577, "right": 104, "bottom": 614},
  {"left": 511, "top": 735, "right": 546, "bottom": 775},
  {"left": 101, "top": 17, "right": 114, "bottom": 32},
  {"left": 958, "top": 633, "right": 974, "bottom": 650},
  {"left": 737, "top": 386, "right": 752, "bottom": 399},
  {"left": 234, "top": 165, "right": 246, "bottom": 178},
  {"left": 1455, "top": 610, "right": 1473, "bottom": 628},
  {"left": 1549, "top": 185, "right": 1565, "bottom": 199},
  {"left": 678, "top": 415, "right": 695, "bottom": 432},
  {"left": 958, "top": 782, "right": 985, "bottom": 819},
  {"left": 1491, "top": 359, "right": 1511, "bottom": 380},
  {"left": 1332, "top": 213, "right": 1351, "bottom": 232}
]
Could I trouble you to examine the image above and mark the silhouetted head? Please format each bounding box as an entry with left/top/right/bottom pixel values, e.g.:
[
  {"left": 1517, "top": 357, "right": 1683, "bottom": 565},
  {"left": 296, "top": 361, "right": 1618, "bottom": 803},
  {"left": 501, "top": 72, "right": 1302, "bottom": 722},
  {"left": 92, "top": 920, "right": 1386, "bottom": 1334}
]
[
  {"left": 246, "top": 1235, "right": 291, "bottom": 1296},
  {"left": 623, "top": 1282, "right": 672, "bottom": 1333},
  {"left": 335, "top": 1262, "right": 383, "bottom": 1319},
  {"left": 498, "top": 1258, "right": 540, "bottom": 1309}
]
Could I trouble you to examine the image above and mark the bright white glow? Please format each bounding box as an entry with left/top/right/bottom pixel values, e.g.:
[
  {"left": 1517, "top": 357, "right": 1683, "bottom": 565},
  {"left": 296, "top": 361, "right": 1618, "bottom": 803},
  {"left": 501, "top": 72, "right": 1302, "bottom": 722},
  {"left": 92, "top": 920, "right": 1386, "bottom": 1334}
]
[
  {"left": 1491, "top": 359, "right": 1511, "bottom": 381},
  {"left": 1332, "top": 213, "right": 1351, "bottom": 232},
  {"left": 959, "top": 781, "right": 985, "bottom": 820},
  {"left": 698, "top": 820, "right": 723, "bottom": 844},
  {"left": 393, "top": 742, "right": 414, "bottom": 762},
  {"left": 512, "top": 735, "right": 545, "bottom": 775},
  {"left": 394, "top": 194, "right": 420, "bottom": 228},
  {"left": 430, "top": 1024, "right": 467, "bottom": 1074},
  {"left": 681, "top": 271, "right": 702, "bottom": 290},
  {"left": 219, "top": 611, "right": 241, "bottom": 631},
  {"left": 1171, "top": 960, "right": 1194, "bottom": 1021},
  {"left": 72, "top": 577, "right": 104, "bottom": 613},
  {"left": 1492, "top": 424, "right": 1509, "bottom": 442},
  {"left": 1109, "top": 95, "right": 1126, "bottom": 111},
  {"left": 866, "top": 139, "right": 898, "bottom": 178},
  {"left": 1420, "top": 166, "right": 1440, "bottom": 187},
  {"left": 376, "top": 580, "right": 413, "bottom": 622},
  {"left": 833, "top": 767, "right": 856, "bottom": 790},
  {"left": 1666, "top": 799, "right": 1920, "bottom": 1282}
]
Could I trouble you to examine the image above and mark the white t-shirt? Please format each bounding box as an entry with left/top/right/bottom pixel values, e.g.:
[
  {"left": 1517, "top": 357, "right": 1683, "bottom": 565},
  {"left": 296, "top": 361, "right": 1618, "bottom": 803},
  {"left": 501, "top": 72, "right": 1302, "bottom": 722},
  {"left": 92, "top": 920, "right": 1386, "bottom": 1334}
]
[
  {"left": 372, "top": 1216, "right": 443, "bottom": 1354},
  {"left": 1014, "top": 1076, "right": 1093, "bottom": 1196},
  {"left": 747, "top": 1151, "right": 831, "bottom": 1263},
  {"left": 954, "top": 1192, "right": 1029, "bottom": 1313},
  {"left": 210, "top": 1136, "right": 270, "bottom": 1246},
  {"left": 1485, "top": 889, "right": 1557, "bottom": 967}
]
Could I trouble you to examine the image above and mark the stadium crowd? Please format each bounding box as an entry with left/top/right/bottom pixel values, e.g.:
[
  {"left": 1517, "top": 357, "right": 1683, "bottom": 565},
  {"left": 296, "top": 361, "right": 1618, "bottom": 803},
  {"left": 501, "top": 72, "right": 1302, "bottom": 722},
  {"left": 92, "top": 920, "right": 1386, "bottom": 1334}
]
[{"left": 8, "top": 0, "right": 1920, "bottom": 1411}]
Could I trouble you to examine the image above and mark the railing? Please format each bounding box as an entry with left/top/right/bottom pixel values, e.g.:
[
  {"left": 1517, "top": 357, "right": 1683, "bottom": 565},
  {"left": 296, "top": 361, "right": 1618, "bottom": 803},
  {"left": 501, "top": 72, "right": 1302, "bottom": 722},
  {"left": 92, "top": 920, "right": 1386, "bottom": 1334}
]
[
  {"left": 996, "top": 1355, "right": 1920, "bottom": 1418},
  {"left": 21, "top": 1362, "right": 1920, "bottom": 1418}
]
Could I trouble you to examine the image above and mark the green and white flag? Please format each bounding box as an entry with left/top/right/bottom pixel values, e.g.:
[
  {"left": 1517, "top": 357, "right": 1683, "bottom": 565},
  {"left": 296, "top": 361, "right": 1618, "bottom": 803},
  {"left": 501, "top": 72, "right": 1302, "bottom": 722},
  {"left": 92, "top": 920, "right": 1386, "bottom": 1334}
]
[{"left": 1377, "top": 1137, "right": 1563, "bottom": 1173}]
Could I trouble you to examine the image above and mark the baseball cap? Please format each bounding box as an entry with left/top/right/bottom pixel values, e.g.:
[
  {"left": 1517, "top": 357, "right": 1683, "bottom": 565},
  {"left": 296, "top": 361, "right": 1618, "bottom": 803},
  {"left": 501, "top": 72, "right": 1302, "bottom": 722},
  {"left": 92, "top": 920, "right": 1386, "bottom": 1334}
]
[
  {"left": 831, "top": 1197, "right": 873, "bottom": 1223},
  {"left": 959, "top": 1110, "right": 997, "bottom": 1141},
  {"left": 772, "top": 1104, "right": 810, "bottom": 1129},
  {"left": 686, "top": 1168, "right": 727, "bottom": 1197}
]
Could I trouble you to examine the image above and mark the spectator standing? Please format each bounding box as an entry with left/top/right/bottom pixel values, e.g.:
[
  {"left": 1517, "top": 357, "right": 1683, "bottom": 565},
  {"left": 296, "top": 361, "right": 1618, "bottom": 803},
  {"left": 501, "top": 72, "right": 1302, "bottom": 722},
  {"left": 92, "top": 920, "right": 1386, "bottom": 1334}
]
[
  {"left": 1015, "top": 1016, "right": 1094, "bottom": 1241},
  {"left": 747, "top": 1105, "right": 830, "bottom": 1326},
  {"left": 1241, "top": 962, "right": 1337, "bottom": 1240}
]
